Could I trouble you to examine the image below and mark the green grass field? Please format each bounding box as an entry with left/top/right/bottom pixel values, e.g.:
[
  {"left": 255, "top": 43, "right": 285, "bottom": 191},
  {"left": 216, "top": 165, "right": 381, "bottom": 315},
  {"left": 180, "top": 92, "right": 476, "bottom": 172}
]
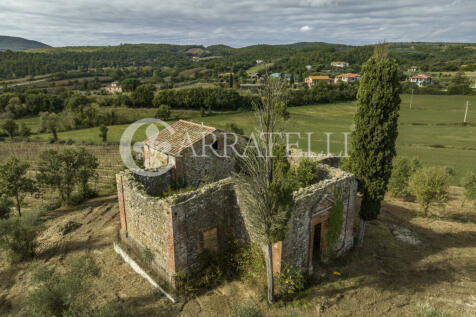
[
  {"left": 246, "top": 62, "right": 274, "bottom": 74},
  {"left": 8, "top": 94, "right": 476, "bottom": 185}
]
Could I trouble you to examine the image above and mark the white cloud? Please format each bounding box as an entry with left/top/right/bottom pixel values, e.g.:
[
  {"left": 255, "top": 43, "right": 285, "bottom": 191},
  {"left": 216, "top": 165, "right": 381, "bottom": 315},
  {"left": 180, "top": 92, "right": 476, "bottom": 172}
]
[{"left": 0, "top": 0, "right": 474, "bottom": 46}]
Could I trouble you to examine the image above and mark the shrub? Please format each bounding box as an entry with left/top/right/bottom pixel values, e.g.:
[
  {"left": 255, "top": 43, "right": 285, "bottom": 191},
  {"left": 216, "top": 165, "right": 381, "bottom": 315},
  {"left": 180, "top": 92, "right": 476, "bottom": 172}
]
[
  {"left": 388, "top": 158, "right": 422, "bottom": 198},
  {"left": 338, "top": 156, "right": 352, "bottom": 173},
  {"left": 294, "top": 159, "right": 319, "bottom": 187},
  {"left": 142, "top": 247, "right": 154, "bottom": 264},
  {"left": 277, "top": 264, "right": 305, "bottom": 300},
  {"left": 412, "top": 302, "right": 450, "bottom": 317},
  {"left": 40, "top": 197, "right": 62, "bottom": 212},
  {"left": 176, "top": 239, "right": 265, "bottom": 296},
  {"left": 25, "top": 255, "right": 103, "bottom": 317},
  {"left": 19, "top": 123, "right": 31, "bottom": 138},
  {"left": 229, "top": 302, "right": 263, "bottom": 317},
  {"left": 99, "top": 124, "right": 108, "bottom": 142},
  {"left": 462, "top": 173, "right": 476, "bottom": 205},
  {"left": 1, "top": 119, "right": 18, "bottom": 139},
  {"left": 155, "top": 104, "right": 171, "bottom": 121},
  {"left": 409, "top": 167, "right": 450, "bottom": 216},
  {"left": 0, "top": 214, "right": 40, "bottom": 262},
  {"left": 175, "top": 249, "right": 226, "bottom": 293},
  {"left": 0, "top": 197, "right": 12, "bottom": 219}
]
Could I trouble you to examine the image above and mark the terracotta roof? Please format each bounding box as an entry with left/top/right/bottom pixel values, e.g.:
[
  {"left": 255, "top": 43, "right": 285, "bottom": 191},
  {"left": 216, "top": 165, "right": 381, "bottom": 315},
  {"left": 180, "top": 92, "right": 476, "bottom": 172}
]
[
  {"left": 410, "top": 74, "right": 431, "bottom": 79},
  {"left": 144, "top": 120, "right": 216, "bottom": 156},
  {"left": 308, "top": 75, "right": 331, "bottom": 80},
  {"left": 336, "top": 73, "right": 360, "bottom": 78}
]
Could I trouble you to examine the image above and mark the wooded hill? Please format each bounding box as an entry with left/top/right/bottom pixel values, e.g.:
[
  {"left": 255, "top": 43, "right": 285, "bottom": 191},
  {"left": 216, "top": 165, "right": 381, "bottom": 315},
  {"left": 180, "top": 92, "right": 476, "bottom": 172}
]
[
  {"left": 0, "top": 41, "right": 475, "bottom": 80},
  {"left": 0, "top": 35, "right": 49, "bottom": 52}
]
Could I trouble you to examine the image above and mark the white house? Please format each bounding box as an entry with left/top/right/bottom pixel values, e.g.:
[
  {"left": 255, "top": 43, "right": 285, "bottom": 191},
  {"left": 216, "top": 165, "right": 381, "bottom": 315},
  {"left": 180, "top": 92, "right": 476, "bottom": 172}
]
[
  {"left": 105, "top": 81, "right": 122, "bottom": 94},
  {"left": 408, "top": 66, "right": 418, "bottom": 72},
  {"left": 334, "top": 73, "right": 360, "bottom": 84},
  {"left": 331, "top": 61, "right": 349, "bottom": 68},
  {"left": 305, "top": 75, "right": 332, "bottom": 87},
  {"left": 409, "top": 74, "right": 432, "bottom": 86}
]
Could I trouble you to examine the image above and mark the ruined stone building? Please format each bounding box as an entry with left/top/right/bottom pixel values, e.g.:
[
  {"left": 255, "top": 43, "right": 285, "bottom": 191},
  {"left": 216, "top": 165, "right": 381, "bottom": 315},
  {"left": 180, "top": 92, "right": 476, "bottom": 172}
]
[{"left": 116, "top": 120, "right": 357, "bottom": 290}]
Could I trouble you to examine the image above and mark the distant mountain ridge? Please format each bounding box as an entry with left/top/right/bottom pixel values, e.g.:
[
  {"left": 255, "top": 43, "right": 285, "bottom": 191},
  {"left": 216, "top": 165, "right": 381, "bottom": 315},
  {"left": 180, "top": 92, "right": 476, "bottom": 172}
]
[{"left": 0, "top": 35, "right": 50, "bottom": 51}]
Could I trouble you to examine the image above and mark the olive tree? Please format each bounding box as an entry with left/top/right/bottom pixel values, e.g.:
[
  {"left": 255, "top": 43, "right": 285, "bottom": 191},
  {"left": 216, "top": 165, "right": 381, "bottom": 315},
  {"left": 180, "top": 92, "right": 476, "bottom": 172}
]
[
  {"left": 409, "top": 166, "right": 450, "bottom": 216},
  {"left": 1, "top": 119, "right": 18, "bottom": 139},
  {"left": 0, "top": 156, "right": 36, "bottom": 216},
  {"left": 36, "top": 148, "right": 98, "bottom": 205}
]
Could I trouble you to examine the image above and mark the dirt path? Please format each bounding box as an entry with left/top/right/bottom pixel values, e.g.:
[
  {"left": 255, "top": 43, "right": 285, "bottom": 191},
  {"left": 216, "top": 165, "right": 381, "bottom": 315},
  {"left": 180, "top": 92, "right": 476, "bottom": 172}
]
[{"left": 1, "top": 188, "right": 475, "bottom": 316}]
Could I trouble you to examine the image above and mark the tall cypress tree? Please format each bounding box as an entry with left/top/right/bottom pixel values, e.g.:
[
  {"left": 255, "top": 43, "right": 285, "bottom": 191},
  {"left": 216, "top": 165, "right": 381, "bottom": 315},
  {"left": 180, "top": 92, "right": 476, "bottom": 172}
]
[{"left": 351, "top": 52, "right": 401, "bottom": 245}]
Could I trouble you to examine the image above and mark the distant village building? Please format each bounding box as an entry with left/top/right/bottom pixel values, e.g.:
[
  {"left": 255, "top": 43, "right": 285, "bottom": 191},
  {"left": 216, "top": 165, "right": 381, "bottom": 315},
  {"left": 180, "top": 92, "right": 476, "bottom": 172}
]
[
  {"left": 269, "top": 73, "right": 292, "bottom": 81},
  {"left": 256, "top": 59, "right": 264, "bottom": 64},
  {"left": 331, "top": 61, "right": 349, "bottom": 68},
  {"left": 218, "top": 72, "right": 234, "bottom": 77},
  {"left": 192, "top": 56, "right": 200, "bottom": 62},
  {"left": 305, "top": 65, "right": 312, "bottom": 70},
  {"left": 408, "top": 66, "right": 418, "bottom": 72},
  {"left": 409, "top": 74, "right": 432, "bottom": 86},
  {"left": 334, "top": 73, "right": 360, "bottom": 84},
  {"left": 105, "top": 81, "right": 122, "bottom": 94},
  {"left": 305, "top": 75, "right": 332, "bottom": 87}
]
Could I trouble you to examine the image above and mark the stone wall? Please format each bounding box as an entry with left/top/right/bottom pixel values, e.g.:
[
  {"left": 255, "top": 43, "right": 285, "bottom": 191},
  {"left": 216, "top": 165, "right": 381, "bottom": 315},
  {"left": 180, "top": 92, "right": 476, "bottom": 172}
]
[
  {"left": 235, "top": 163, "right": 357, "bottom": 274},
  {"left": 288, "top": 148, "right": 341, "bottom": 168},
  {"left": 281, "top": 167, "right": 357, "bottom": 273},
  {"left": 117, "top": 151, "right": 357, "bottom": 288},
  {"left": 179, "top": 132, "right": 241, "bottom": 187},
  {"left": 144, "top": 143, "right": 174, "bottom": 170},
  {"left": 130, "top": 169, "right": 173, "bottom": 196},
  {"left": 146, "top": 131, "right": 245, "bottom": 188},
  {"left": 117, "top": 172, "right": 249, "bottom": 286},
  {"left": 117, "top": 171, "right": 175, "bottom": 284},
  {"left": 168, "top": 178, "right": 247, "bottom": 272}
]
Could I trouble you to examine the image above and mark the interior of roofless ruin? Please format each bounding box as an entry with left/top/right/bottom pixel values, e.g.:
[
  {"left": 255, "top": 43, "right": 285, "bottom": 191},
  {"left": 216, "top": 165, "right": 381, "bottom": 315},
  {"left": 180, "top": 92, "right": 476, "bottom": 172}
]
[{"left": 114, "top": 120, "right": 357, "bottom": 293}]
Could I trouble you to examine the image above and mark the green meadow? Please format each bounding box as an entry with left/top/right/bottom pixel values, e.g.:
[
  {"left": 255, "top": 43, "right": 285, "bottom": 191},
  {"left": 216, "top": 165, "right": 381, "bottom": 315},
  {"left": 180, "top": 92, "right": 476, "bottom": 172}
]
[{"left": 12, "top": 94, "right": 476, "bottom": 184}]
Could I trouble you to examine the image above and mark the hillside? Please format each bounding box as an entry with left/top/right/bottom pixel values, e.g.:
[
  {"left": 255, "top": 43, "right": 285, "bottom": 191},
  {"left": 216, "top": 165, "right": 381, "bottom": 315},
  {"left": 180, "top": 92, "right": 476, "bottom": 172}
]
[
  {"left": 1, "top": 41, "right": 475, "bottom": 80},
  {"left": 0, "top": 35, "right": 49, "bottom": 51},
  {"left": 1, "top": 188, "right": 475, "bottom": 316}
]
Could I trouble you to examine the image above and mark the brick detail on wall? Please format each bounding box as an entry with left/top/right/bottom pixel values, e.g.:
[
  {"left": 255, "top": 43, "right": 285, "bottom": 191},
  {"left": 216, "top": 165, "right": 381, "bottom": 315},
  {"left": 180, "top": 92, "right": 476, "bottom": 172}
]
[
  {"left": 272, "top": 241, "right": 283, "bottom": 273},
  {"left": 166, "top": 211, "right": 176, "bottom": 273},
  {"left": 144, "top": 144, "right": 150, "bottom": 168},
  {"left": 116, "top": 174, "right": 128, "bottom": 235}
]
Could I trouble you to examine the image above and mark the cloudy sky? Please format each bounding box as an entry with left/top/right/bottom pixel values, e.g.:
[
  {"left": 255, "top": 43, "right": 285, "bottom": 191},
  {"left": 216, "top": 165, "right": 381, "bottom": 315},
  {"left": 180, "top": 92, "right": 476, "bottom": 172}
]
[{"left": 0, "top": 0, "right": 475, "bottom": 47}]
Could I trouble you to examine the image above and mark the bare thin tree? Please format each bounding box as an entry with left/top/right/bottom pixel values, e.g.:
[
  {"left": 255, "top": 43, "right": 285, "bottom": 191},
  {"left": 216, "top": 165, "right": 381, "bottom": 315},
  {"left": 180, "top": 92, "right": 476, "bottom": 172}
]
[{"left": 234, "top": 77, "right": 291, "bottom": 304}]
